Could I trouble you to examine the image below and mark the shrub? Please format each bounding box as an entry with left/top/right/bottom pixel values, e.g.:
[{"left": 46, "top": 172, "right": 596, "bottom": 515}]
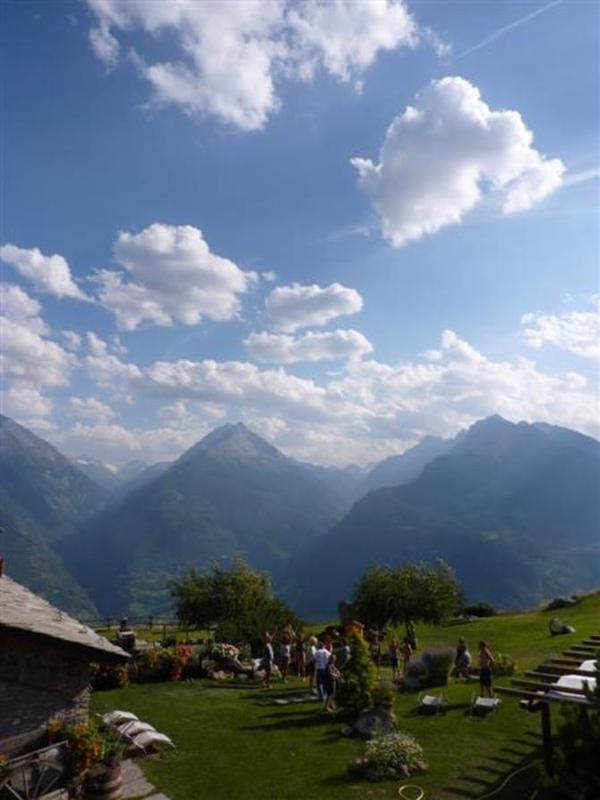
[
  {"left": 462, "top": 602, "right": 498, "bottom": 617},
  {"left": 494, "top": 652, "right": 516, "bottom": 677},
  {"left": 350, "top": 732, "right": 428, "bottom": 781},
  {"left": 136, "top": 645, "right": 192, "bottom": 681},
  {"left": 90, "top": 663, "right": 129, "bottom": 691},
  {"left": 371, "top": 683, "right": 394, "bottom": 708},
  {"left": 338, "top": 634, "right": 377, "bottom": 713},
  {"left": 404, "top": 648, "right": 454, "bottom": 690},
  {"left": 422, "top": 647, "right": 454, "bottom": 686}
]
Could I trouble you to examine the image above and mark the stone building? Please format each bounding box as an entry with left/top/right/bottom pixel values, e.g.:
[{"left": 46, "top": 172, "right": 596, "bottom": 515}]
[{"left": 0, "top": 566, "right": 128, "bottom": 757}]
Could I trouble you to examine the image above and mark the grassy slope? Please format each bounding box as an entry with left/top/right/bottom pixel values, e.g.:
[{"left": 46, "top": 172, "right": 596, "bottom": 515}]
[{"left": 91, "top": 593, "right": 600, "bottom": 800}]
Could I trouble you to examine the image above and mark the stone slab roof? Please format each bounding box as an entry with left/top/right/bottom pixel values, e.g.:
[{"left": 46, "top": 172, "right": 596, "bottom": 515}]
[{"left": 0, "top": 575, "right": 128, "bottom": 660}]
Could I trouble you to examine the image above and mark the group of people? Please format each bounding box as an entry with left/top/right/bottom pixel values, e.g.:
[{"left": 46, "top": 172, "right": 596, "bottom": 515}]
[
  {"left": 260, "top": 629, "right": 496, "bottom": 702},
  {"left": 454, "top": 637, "right": 495, "bottom": 696},
  {"left": 261, "top": 633, "right": 348, "bottom": 712}
]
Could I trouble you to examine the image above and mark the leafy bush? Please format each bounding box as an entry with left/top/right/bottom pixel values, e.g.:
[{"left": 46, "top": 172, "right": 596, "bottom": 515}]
[
  {"left": 404, "top": 648, "right": 454, "bottom": 689},
  {"left": 422, "top": 647, "right": 454, "bottom": 686},
  {"left": 338, "top": 634, "right": 376, "bottom": 713},
  {"left": 350, "top": 732, "right": 428, "bottom": 781},
  {"left": 136, "top": 645, "right": 192, "bottom": 681},
  {"left": 494, "top": 652, "right": 516, "bottom": 677},
  {"left": 371, "top": 683, "right": 394, "bottom": 708},
  {"left": 90, "top": 662, "right": 129, "bottom": 691},
  {"left": 462, "top": 602, "right": 498, "bottom": 617}
]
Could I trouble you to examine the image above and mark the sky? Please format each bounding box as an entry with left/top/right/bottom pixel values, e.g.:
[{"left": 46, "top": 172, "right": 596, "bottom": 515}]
[{"left": 1, "top": 0, "right": 598, "bottom": 467}]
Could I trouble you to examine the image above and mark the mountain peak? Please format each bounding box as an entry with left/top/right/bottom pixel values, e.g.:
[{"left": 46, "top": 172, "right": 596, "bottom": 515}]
[{"left": 179, "top": 422, "right": 283, "bottom": 465}]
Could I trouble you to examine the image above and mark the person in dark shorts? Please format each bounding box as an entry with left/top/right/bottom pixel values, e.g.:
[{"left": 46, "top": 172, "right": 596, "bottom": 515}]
[
  {"left": 478, "top": 640, "right": 495, "bottom": 697},
  {"left": 389, "top": 638, "right": 400, "bottom": 682}
]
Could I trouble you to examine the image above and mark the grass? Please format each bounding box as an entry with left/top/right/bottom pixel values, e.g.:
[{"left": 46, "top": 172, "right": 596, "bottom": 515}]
[{"left": 91, "top": 593, "right": 600, "bottom": 800}]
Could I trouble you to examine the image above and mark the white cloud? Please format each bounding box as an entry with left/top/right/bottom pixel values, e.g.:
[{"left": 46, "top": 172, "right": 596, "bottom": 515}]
[
  {"left": 86, "top": 331, "right": 108, "bottom": 356},
  {"left": 265, "top": 282, "right": 363, "bottom": 333},
  {"left": 2, "top": 283, "right": 48, "bottom": 335},
  {"left": 287, "top": 0, "right": 416, "bottom": 84},
  {"left": 521, "top": 305, "right": 600, "bottom": 359},
  {"left": 86, "top": 0, "right": 418, "bottom": 130},
  {"left": 89, "top": 20, "right": 120, "bottom": 66},
  {"left": 61, "top": 330, "right": 82, "bottom": 352},
  {"left": 1, "top": 284, "right": 74, "bottom": 392},
  {"left": 68, "top": 396, "right": 116, "bottom": 424},
  {"left": 352, "top": 76, "right": 565, "bottom": 247},
  {"left": 244, "top": 328, "right": 372, "bottom": 364},
  {"left": 0, "top": 243, "right": 88, "bottom": 299},
  {"left": 95, "top": 223, "right": 255, "bottom": 330},
  {"left": 1, "top": 386, "right": 54, "bottom": 420}
]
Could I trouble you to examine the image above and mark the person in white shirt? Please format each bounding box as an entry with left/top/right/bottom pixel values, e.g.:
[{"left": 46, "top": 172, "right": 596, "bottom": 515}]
[
  {"left": 313, "top": 642, "right": 330, "bottom": 700},
  {"left": 307, "top": 636, "right": 318, "bottom": 694},
  {"left": 261, "top": 633, "right": 275, "bottom": 689}
]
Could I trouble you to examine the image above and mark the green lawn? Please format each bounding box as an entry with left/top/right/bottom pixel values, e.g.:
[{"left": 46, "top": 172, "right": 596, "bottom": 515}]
[{"left": 91, "top": 594, "right": 600, "bottom": 800}]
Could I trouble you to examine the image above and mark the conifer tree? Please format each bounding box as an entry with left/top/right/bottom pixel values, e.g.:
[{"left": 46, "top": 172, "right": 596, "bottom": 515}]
[{"left": 338, "top": 633, "right": 377, "bottom": 713}]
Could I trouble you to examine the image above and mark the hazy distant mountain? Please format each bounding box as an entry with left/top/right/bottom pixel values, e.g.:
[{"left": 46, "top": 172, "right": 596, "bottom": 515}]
[
  {"left": 115, "top": 459, "right": 151, "bottom": 484},
  {"left": 285, "top": 416, "right": 600, "bottom": 618},
  {"left": 74, "top": 455, "right": 120, "bottom": 492},
  {"left": 0, "top": 415, "right": 103, "bottom": 615},
  {"left": 62, "top": 423, "right": 353, "bottom": 615},
  {"left": 115, "top": 460, "right": 172, "bottom": 498},
  {"left": 360, "top": 435, "right": 453, "bottom": 495}
]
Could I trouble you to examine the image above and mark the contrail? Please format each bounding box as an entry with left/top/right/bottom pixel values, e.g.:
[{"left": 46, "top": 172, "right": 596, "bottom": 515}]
[{"left": 456, "top": 0, "right": 563, "bottom": 60}]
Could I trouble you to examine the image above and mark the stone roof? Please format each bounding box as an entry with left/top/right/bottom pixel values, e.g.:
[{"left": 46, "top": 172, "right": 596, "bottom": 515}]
[{"left": 0, "top": 575, "right": 128, "bottom": 660}]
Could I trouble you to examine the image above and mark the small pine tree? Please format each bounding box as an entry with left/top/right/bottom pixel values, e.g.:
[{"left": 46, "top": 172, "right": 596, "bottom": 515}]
[
  {"left": 338, "top": 633, "right": 377, "bottom": 714},
  {"left": 543, "top": 664, "right": 600, "bottom": 799}
]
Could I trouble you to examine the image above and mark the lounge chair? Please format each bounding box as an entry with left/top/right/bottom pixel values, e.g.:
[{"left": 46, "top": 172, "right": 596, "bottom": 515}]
[
  {"left": 101, "top": 710, "right": 139, "bottom": 725},
  {"left": 470, "top": 693, "right": 501, "bottom": 715},
  {"left": 417, "top": 693, "right": 445, "bottom": 714}
]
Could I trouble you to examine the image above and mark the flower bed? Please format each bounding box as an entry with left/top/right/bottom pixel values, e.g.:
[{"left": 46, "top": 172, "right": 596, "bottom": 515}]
[{"left": 350, "top": 732, "right": 428, "bottom": 781}]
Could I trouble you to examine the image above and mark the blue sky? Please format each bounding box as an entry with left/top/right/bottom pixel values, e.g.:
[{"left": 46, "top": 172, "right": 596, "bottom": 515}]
[{"left": 1, "top": 0, "right": 598, "bottom": 466}]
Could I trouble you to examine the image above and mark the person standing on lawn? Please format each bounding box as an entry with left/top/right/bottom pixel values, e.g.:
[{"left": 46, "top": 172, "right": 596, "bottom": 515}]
[
  {"left": 313, "top": 641, "right": 330, "bottom": 700},
  {"left": 324, "top": 653, "right": 342, "bottom": 713},
  {"left": 338, "top": 637, "right": 351, "bottom": 667},
  {"left": 261, "top": 633, "right": 274, "bottom": 689},
  {"left": 478, "top": 640, "right": 495, "bottom": 698},
  {"left": 455, "top": 637, "right": 472, "bottom": 679},
  {"left": 280, "top": 638, "right": 291, "bottom": 683},
  {"left": 389, "top": 638, "right": 400, "bottom": 682},
  {"left": 307, "top": 636, "right": 318, "bottom": 694},
  {"left": 370, "top": 633, "right": 382, "bottom": 678},
  {"left": 294, "top": 634, "right": 306, "bottom": 679},
  {"left": 401, "top": 637, "right": 413, "bottom": 678}
]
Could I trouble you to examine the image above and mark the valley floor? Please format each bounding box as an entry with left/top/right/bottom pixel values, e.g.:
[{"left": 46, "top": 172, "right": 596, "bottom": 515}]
[{"left": 91, "top": 594, "right": 600, "bottom": 800}]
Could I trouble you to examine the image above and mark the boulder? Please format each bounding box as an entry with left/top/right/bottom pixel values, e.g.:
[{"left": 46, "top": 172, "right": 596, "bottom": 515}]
[{"left": 549, "top": 617, "right": 575, "bottom": 636}]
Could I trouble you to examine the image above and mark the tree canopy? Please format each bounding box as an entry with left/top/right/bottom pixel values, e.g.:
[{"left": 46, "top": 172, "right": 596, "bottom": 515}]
[
  {"left": 169, "top": 556, "right": 300, "bottom": 651},
  {"left": 353, "top": 559, "right": 463, "bottom": 631}
]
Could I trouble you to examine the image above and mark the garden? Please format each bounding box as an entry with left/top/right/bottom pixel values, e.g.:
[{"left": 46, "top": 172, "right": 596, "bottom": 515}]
[{"left": 87, "top": 583, "right": 600, "bottom": 800}]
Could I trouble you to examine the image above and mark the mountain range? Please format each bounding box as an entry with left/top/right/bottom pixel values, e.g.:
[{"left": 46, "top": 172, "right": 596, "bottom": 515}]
[
  {"left": 284, "top": 415, "right": 600, "bottom": 618},
  {"left": 1, "top": 413, "right": 598, "bottom": 620}
]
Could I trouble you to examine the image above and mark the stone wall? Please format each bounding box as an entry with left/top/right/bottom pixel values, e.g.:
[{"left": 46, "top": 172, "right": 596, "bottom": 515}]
[{"left": 0, "top": 630, "right": 91, "bottom": 756}]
